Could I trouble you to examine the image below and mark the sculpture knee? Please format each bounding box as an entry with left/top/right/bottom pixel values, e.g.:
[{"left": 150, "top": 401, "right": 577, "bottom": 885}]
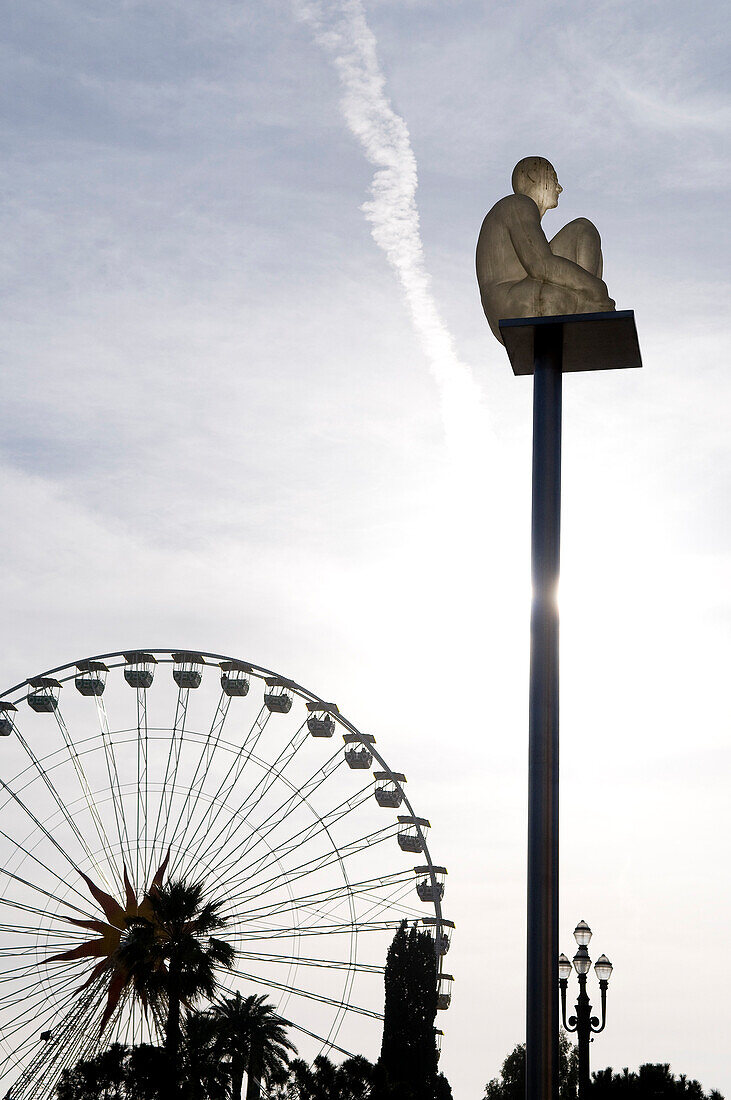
[
  {"left": 572, "top": 217, "right": 601, "bottom": 248},
  {"left": 571, "top": 216, "right": 598, "bottom": 232},
  {"left": 552, "top": 218, "right": 602, "bottom": 276},
  {"left": 557, "top": 217, "right": 600, "bottom": 245}
]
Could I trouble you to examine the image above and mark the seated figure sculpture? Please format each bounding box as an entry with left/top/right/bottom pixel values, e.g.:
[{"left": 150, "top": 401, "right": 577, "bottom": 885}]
[{"left": 476, "top": 157, "right": 615, "bottom": 343}]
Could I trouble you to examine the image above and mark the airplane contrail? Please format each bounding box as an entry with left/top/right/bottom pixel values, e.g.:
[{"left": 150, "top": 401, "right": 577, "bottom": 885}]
[{"left": 293, "top": 0, "right": 487, "bottom": 451}]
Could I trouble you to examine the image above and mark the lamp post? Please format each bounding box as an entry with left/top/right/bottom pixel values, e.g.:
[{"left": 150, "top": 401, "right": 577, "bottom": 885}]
[{"left": 559, "top": 920, "right": 613, "bottom": 1099}]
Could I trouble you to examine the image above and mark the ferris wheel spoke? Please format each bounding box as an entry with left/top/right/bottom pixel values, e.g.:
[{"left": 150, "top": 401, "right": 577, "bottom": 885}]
[
  {"left": 93, "top": 695, "right": 134, "bottom": 884},
  {"left": 134, "top": 686, "right": 149, "bottom": 890},
  {"left": 228, "top": 742, "right": 347, "bottom": 868},
  {"left": 0, "top": 821, "right": 105, "bottom": 913},
  {"left": 202, "top": 715, "right": 315, "bottom": 866},
  {"left": 0, "top": 972, "right": 71, "bottom": 1029},
  {"left": 0, "top": 827, "right": 104, "bottom": 910},
  {"left": 6, "top": 978, "right": 107, "bottom": 1100},
  {"left": 218, "top": 781, "right": 379, "bottom": 895},
  {"left": 234, "top": 866, "right": 411, "bottom": 915},
  {"left": 57, "top": 1010, "right": 105, "bottom": 1090},
  {"left": 0, "top": 934, "right": 87, "bottom": 956},
  {"left": 172, "top": 730, "right": 309, "bottom": 884},
  {"left": 170, "top": 704, "right": 274, "bottom": 877},
  {"left": 357, "top": 880, "right": 426, "bottom": 925},
  {"left": 0, "top": 1032, "right": 56, "bottom": 1098},
  {"left": 0, "top": 960, "right": 61, "bottom": 987},
  {"left": 0, "top": 782, "right": 95, "bottom": 889},
  {"left": 0, "top": 1028, "right": 46, "bottom": 1083},
  {"left": 229, "top": 714, "right": 312, "bottom": 826},
  {"left": 51, "top": 707, "right": 118, "bottom": 891},
  {"left": 164, "top": 691, "right": 230, "bottom": 868},
  {"left": 0, "top": 868, "right": 94, "bottom": 918},
  {"left": 225, "top": 868, "right": 411, "bottom": 930},
  {"left": 214, "top": 772, "right": 372, "bottom": 890},
  {"left": 233, "top": 950, "right": 384, "bottom": 974},
  {"left": 221, "top": 820, "right": 397, "bottom": 911},
  {"left": 327, "top": 873, "right": 423, "bottom": 924},
  {"left": 210, "top": 737, "right": 347, "bottom": 881},
  {"left": 123, "top": 1000, "right": 132, "bottom": 1050},
  {"left": 207, "top": 728, "right": 319, "bottom": 874},
  {"left": 150, "top": 683, "right": 193, "bottom": 876},
  {"left": 207, "top": 745, "right": 349, "bottom": 890},
  {"left": 0, "top": 924, "right": 86, "bottom": 941},
  {"left": 227, "top": 967, "right": 383, "bottom": 1021},
  {"left": 228, "top": 884, "right": 411, "bottom": 937},
  {"left": 6, "top": 740, "right": 103, "bottom": 882},
  {"left": 268, "top": 1014, "right": 357, "bottom": 1061},
  {"left": 249, "top": 884, "right": 388, "bottom": 942},
  {"left": 223, "top": 955, "right": 358, "bottom": 1047},
  {"left": 258, "top": 866, "right": 415, "bottom": 928},
  {"left": 225, "top": 917, "right": 409, "bottom": 944},
  {"left": 0, "top": 967, "right": 80, "bottom": 1043},
  {"left": 0, "top": 916, "right": 89, "bottom": 943}
]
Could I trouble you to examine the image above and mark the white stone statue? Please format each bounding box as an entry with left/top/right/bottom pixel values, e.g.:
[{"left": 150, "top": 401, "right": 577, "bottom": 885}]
[{"left": 476, "top": 157, "right": 615, "bottom": 343}]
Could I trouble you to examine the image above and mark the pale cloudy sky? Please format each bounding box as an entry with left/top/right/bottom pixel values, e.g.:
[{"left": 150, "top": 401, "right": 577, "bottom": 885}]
[{"left": 1, "top": 0, "right": 730, "bottom": 1096}]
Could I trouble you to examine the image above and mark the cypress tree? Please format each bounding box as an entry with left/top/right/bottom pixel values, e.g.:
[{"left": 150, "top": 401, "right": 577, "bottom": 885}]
[{"left": 373, "top": 920, "right": 452, "bottom": 1100}]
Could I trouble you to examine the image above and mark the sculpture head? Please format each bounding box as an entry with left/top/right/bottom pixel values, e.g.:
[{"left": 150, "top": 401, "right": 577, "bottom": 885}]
[{"left": 511, "top": 157, "right": 562, "bottom": 218}]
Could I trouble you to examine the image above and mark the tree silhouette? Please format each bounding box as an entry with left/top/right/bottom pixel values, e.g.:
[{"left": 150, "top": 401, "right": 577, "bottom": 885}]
[
  {"left": 56, "top": 1043, "right": 167, "bottom": 1100},
  {"left": 114, "top": 877, "right": 234, "bottom": 1093},
  {"left": 483, "top": 1043, "right": 724, "bottom": 1100},
  {"left": 203, "top": 992, "right": 296, "bottom": 1100},
  {"left": 371, "top": 920, "right": 452, "bottom": 1100},
  {"left": 591, "top": 1064, "right": 724, "bottom": 1098},
  {"left": 286, "top": 1053, "right": 373, "bottom": 1099},
  {"left": 182, "top": 1010, "right": 230, "bottom": 1099},
  {"left": 483, "top": 1034, "right": 578, "bottom": 1099}
]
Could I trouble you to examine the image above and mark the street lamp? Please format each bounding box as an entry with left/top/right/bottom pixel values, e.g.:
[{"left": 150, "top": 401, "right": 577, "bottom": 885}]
[{"left": 559, "top": 921, "right": 613, "bottom": 1099}]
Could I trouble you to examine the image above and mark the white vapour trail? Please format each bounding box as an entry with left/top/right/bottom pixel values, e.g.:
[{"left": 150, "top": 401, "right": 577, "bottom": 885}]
[{"left": 293, "top": 0, "right": 487, "bottom": 450}]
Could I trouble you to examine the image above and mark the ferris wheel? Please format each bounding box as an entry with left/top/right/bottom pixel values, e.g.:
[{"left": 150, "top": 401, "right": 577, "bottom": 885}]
[{"left": 0, "top": 650, "right": 454, "bottom": 1099}]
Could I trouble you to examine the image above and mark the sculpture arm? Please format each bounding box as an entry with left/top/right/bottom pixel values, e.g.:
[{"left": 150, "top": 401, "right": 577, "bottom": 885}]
[{"left": 508, "top": 197, "right": 609, "bottom": 296}]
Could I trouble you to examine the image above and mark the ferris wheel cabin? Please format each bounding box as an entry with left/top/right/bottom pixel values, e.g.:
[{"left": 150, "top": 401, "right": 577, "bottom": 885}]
[
  {"left": 74, "top": 660, "right": 109, "bottom": 697},
  {"left": 373, "top": 771, "right": 406, "bottom": 808},
  {"left": 263, "top": 677, "right": 294, "bottom": 713},
  {"left": 422, "top": 917, "right": 455, "bottom": 956},
  {"left": 397, "top": 815, "right": 430, "bottom": 853},
  {"left": 306, "top": 701, "right": 339, "bottom": 737},
  {"left": 219, "top": 660, "right": 252, "bottom": 697},
  {"left": 0, "top": 702, "right": 17, "bottom": 736},
  {"left": 123, "top": 652, "right": 157, "bottom": 689},
  {"left": 343, "top": 733, "right": 374, "bottom": 769},
  {"left": 27, "top": 678, "right": 62, "bottom": 713},
  {"left": 414, "top": 865, "right": 447, "bottom": 902},
  {"left": 437, "top": 972, "right": 454, "bottom": 1010},
  {"left": 172, "top": 652, "right": 205, "bottom": 689}
]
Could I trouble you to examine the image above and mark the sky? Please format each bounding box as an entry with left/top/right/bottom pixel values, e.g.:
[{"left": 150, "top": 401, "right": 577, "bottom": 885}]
[{"left": 1, "top": 0, "right": 730, "bottom": 1095}]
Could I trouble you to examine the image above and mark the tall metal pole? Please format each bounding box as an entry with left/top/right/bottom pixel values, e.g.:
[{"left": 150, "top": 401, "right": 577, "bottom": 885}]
[{"left": 526, "top": 322, "right": 562, "bottom": 1100}]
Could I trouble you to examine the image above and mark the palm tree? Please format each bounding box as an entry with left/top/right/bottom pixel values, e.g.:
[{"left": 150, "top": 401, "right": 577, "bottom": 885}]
[
  {"left": 115, "top": 877, "right": 235, "bottom": 1093},
  {"left": 286, "top": 1053, "right": 374, "bottom": 1100},
  {"left": 182, "top": 1010, "right": 230, "bottom": 1100},
  {"left": 55, "top": 1043, "right": 168, "bottom": 1100},
  {"left": 206, "top": 992, "right": 296, "bottom": 1100}
]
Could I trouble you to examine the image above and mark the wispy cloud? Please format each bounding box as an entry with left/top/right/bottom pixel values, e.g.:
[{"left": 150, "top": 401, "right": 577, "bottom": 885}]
[{"left": 293, "top": 0, "right": 486, "bottom": 451}]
